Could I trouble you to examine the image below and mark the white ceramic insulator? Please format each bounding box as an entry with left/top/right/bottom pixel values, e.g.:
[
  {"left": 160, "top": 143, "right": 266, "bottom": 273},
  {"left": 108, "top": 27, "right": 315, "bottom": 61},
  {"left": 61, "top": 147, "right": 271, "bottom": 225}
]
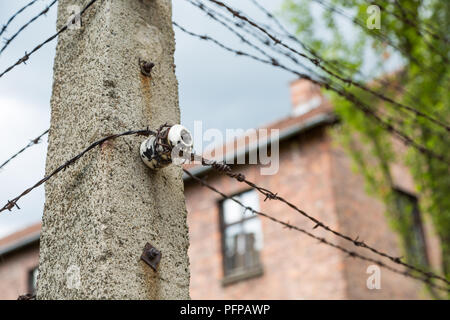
[{"left": 168, "top": 124, "right": 193, "bottom": 149}]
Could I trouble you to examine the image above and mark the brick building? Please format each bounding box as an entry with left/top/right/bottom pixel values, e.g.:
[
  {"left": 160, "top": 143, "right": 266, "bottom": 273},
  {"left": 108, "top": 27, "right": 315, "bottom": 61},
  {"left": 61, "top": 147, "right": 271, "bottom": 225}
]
[{"left": 0, "top": 80, "right": 442, "bottom": 299}]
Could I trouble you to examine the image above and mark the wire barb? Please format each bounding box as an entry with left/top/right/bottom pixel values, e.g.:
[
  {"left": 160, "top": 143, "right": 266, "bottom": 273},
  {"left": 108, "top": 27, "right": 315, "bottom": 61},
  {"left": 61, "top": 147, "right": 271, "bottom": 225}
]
[
  {"left": 199, "top": 0, "right": 450, "bottom": 133},
  {"left": 0, "top": 129, "right": 49, "bottom": 171}
]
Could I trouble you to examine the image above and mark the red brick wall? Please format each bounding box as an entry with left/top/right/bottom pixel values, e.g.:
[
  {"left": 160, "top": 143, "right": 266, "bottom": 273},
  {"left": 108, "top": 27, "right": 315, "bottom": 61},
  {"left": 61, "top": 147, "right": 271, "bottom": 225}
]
[
  {"left": 0, "top": 243, "right": 39, "bottom": 300},
  {"left": 185, "top": 125, "right": 435, "bottom": 299},
  {"left": 329, "top": 139, "right": 442, "bottom": 299},
  {"left": 185, "top": 127, "right": 348, "bottom": 299}
]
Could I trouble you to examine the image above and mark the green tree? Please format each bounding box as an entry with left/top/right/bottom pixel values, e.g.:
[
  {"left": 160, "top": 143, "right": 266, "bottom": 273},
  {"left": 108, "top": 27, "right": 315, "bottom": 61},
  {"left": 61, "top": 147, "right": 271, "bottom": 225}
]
[{"left": 281, "top": 0, "right": 449, "bottom": 298}]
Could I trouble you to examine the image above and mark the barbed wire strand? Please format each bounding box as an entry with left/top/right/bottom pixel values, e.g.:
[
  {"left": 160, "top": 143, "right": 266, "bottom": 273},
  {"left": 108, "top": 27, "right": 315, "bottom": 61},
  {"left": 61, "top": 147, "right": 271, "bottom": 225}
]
[
  {"left": 201, "top": 0, "right": 450, "bottom": 133},
  {"left": 183, "top": 168, "right": 450, "bottom": 293},
  {"left": 0, "top": 0, "right": 100, "bottom": 79},
  {"left": 201, "top": 0, "right": 448, "bottom": 135},
  {"left": 377, "top": 0, "right": 449, "bottom": 44},
  {"left": 0, "top": 0, "right": 58, "bottom": 56},
  {"left": 186, "top": 0, "right": 326, "bottom": 82},
  {"left": 247, "top": 0, "right": 431, "bottom": 118},
  {"left": 194, "top": 155, "right": 450, "bottom": 286},
  {"left": 0, "top": 129, "right": 49, "bottom": 171},
  {"left": 197, "top": 0, "right": 438, "bottom": 135},
  {"left": 203, "top": 0, "right": 439, "bottom": 139},
  {"left": 174, "top": 22, "right": 450, "bottom": 165},
  {"left": 392, "top": 0, "right": 440, "bottom": 34},
  {"left": 0, "top": 128, "right": 154, "bottom": 213},
  {"left": 237, "top": 1, "right": 450, "bottom": 143},
  {"left": 368, "top": 0, "right": 449, "bottom": 61},
  {"left": 307, "top": 0, "right": 442, "bottom": 73},
  {"left": 0, "top": 0, "right": 39, "bottom": 38},
  {"left": 185, "top": 1, "right": 423, "bottom": 133}
]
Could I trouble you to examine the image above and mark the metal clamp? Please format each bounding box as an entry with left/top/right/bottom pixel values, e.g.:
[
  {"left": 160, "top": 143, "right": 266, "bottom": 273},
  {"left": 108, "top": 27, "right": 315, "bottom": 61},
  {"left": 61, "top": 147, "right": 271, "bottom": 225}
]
[{"left": 140, "top": 242, "right": 161, "bottom": 271}]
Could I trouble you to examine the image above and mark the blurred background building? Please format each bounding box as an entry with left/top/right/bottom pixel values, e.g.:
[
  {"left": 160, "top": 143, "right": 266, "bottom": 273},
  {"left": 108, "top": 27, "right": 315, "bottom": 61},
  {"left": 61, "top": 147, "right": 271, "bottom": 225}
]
[{"left": 0, "top": 80, "right": 441, "bottom": 299}]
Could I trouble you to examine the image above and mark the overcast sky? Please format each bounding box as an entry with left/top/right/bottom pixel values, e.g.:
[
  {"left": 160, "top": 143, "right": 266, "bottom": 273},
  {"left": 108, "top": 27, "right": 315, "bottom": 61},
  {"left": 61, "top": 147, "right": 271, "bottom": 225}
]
[{"left": 0, "top": 0, "right": 300, "bottom": 238}]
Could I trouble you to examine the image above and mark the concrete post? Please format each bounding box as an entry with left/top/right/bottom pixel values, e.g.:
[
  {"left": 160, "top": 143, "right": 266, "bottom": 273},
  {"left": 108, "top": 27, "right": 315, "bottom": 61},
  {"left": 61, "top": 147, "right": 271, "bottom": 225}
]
[{"left": 37, "top": 0, "right": 190, "bottom": 299}]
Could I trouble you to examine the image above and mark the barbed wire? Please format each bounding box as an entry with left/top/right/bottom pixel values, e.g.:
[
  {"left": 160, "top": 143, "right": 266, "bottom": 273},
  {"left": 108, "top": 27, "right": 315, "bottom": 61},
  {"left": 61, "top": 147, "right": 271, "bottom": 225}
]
[
  {"left": 174, "top": 22, "right": 449, "bottom": 165},
  {"left": 183, "top": 168, "right": 450, "bottom": 293},
  {"left": 368, "top": 0, "right": 449, "bottom": 61},
  {"left": 182, "top": 1, "right": 417, "bottom": 127},
  {"left": 205, "top": 0, "right": 438, "bottom": 134},
  {"left": 206, "top": 0, "right": 425, "bottom": 131},
  {"left": 0, "top": 129, "right": 49, "bottom": 171},
  {"left": 0, "top": 128, "right": 154, "bottom": 214},
  {"left": 394, "top": 0, "right": 449, "bottom": 40},
  {"left": 0, "top": 0, "right": 58, "bottom": 56},
  {"left": 307, "top": 0, "right": 438, "bottom": 73},
  {"left": 201, "top": 0, "right": 450, "bottom": 133},
  {"left": 380, "top": 0, "right": 450, "bottom": 44},
  {"left": 185, "top": 0, "right": 326, "bottom": 82},
  {"left": 245, "top": 0, "right": 450, "bottom": 143},
  {"left": 0, "top": 0, "right": 100, "bottom": 79},
  {"left": 247, "top": 0, "right": 433, "bottom": 115},
  {"left": 193, "top": 155, "right": 450, "bottom": 287},
  {"left": 0, "top": 0, "right": 39, "bottom": 38}
]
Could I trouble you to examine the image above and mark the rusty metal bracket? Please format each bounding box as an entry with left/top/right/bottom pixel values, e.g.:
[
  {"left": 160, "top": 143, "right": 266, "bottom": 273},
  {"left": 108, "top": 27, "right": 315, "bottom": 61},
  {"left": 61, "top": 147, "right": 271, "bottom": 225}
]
[
  {"left": 140, "top": 242, "right": 161, "bottom": 271},
  {"left": 139, "top": 59, "right": 155, "bottom": 77}
]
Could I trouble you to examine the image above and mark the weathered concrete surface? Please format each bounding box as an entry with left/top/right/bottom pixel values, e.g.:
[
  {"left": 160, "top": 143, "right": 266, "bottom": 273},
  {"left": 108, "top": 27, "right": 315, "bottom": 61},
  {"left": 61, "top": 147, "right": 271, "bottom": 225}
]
[{"left": 37, "top": 0, "right": 190, "bottom": 299}]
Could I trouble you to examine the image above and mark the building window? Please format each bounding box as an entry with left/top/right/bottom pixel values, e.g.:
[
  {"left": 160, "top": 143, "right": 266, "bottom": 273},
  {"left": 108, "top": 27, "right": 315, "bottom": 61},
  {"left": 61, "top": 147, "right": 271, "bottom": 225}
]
[
  {"left": 28, "top": 266, "right": 39, "bottom": 294},
  {"left": 394, "top": 190, "right": 429, "bottom": 267},
  {"left": 220, "top": 190, "right": 263, "bottom": 285}
]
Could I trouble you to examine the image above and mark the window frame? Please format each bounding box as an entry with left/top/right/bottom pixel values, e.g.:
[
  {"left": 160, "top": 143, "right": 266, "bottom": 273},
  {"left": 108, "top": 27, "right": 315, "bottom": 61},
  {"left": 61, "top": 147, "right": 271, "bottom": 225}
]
[
  {"left": 393, "top": 188, "right": 430, "bottom": 267},
  {"left": 28, "top": 266, "right": 39, "bottom": 294},
  {"left": 218, "top": 189, "right": 264, "bottom": 285}
]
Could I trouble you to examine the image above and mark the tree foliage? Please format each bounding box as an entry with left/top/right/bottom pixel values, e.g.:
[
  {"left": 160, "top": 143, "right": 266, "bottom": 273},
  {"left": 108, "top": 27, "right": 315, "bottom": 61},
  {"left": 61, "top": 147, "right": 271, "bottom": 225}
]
[{"left": 281, "top": 0, "right": 449, "bottom": 298}]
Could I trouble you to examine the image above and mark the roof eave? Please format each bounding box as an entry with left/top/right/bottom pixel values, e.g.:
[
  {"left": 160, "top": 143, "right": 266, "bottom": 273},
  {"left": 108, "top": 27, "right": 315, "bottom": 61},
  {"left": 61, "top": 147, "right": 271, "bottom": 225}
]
[{"left": 183, "top": 112, "right": 336, "bottom": 180}]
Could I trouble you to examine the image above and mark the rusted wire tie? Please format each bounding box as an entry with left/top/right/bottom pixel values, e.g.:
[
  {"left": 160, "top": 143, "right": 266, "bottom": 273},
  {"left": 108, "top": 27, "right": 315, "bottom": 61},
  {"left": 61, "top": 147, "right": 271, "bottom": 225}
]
[
  {"left": 0, "top": 128, "right": 155, "bottom": 214},
  {"left": 195, "top": 156, "right": 450, "bottom": 287},
  {"left": 183, "top": 168, "right": 450, "bottom": 293}
]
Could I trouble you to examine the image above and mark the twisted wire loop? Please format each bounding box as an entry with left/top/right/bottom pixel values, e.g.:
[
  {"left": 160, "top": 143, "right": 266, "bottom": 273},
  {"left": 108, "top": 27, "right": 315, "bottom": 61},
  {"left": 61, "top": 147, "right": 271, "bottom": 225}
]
[
  {"left": 183, "top": 168, "right": 450, "bottom": 293},
  {"left": 194, "top": 155, "right": 450, "bottom": 287},
  {"left": 0, "top": 128, "right": 155, "bottom": 214},
  {"left": 0, "top": 0, "right": 100, "bottom": 79},
  {"left": 153, "top": 123, "right": 172, "bottom": 152}
]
